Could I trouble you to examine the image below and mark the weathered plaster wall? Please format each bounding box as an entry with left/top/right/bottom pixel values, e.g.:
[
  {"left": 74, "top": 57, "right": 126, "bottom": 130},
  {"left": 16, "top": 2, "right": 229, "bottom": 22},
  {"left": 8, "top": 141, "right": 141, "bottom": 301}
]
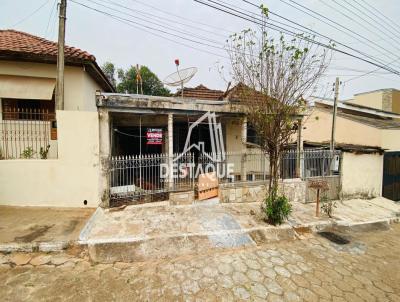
[
  {"left": 225, "top": 118, "right": 243, "bottom": 153},
  {"left": 303, "top": 108, "right": 382, "bottom": 147},
  {"left": 382, "top": 129, "right": 400, "bottom": 151},
  {"left": 350, "top": 90, "right": 384, "bottom": 110},
  {"left": 0, "top": 60, "right": 101, "bottom": 111},
  {"left": 0, "top": 110, "right": 100, "bottom": 207},
  {"left": 341, "top": 152, "right": 383, "bottom": 198},
  {"left": 391, "top": 90, "right": 400, "bottom": 114}
]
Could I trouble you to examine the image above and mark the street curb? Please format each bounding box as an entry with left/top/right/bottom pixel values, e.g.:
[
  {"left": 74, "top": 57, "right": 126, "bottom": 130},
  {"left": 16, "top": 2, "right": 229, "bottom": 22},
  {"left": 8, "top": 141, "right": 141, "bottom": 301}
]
[
  {"left": 78, "top": 207, "right": 103, "bottom": 242},
  {"left": 0, "top": 241, "right": 70, "bottom": 253},
  {"left": 84, "top": 225, "right": 297, "bottom": 263}
]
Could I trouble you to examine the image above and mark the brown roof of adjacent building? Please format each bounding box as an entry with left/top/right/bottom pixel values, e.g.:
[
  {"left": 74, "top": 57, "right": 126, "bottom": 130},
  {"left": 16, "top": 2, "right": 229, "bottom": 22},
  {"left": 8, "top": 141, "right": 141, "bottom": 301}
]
[
  {"left": 316, "top": 106, "right": 400, "bottom": 129},
  {"left": 303, "top": 141, "right": 384, "bottom": 154},
  {"left": 0, "top": 29, "right": 95, "bottom": 62},
  {"left": 174, "top": 84, "right": 224, "bottom": 100},
  {"left": 0, "top": 29, "right": 114, "bottom": 92},
  {"left": 221, "top": 82, "right": 265, "bottom": 102}
]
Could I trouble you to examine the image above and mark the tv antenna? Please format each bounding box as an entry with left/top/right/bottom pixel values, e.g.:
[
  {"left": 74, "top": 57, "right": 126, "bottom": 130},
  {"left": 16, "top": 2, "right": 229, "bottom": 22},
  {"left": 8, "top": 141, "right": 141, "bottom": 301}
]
[{"left": 163, "top": 59, "right": 197, "bottom": 97}]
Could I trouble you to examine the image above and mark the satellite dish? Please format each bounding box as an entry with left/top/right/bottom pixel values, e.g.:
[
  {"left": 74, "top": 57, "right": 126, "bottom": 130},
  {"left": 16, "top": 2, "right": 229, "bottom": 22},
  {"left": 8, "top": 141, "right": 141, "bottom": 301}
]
[{"left": 163, "top": 60, "right": 197, "bottom": 97}]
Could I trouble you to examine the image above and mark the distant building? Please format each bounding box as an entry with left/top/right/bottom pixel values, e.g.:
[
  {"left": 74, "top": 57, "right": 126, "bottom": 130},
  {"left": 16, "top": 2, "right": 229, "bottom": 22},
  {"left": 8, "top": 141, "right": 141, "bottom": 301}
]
[
  {"left": 303, "top": 96, "right": 400, "bottom": 201},
  {"left": 346, "top": 88, "right": 400, "bottom": 114}
]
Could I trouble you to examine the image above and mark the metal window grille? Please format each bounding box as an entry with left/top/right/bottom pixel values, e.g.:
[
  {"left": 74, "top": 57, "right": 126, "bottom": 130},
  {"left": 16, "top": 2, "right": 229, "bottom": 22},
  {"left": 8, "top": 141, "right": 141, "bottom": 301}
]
[{"left": 0, "top": 108, "right": 55, "bottom": 159}]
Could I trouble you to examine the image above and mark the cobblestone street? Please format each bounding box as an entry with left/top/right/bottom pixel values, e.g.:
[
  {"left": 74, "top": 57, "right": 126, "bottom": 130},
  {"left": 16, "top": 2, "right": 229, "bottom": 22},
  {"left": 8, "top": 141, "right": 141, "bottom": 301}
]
[{"left": 1, "top": 224, "right": 400, "bottom": 301}]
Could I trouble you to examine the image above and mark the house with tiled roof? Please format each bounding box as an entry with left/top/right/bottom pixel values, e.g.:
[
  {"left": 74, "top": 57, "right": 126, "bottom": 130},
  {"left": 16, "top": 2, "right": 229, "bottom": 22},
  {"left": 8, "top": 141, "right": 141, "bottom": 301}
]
[
  {"left": 302, "top": 96, "right": 400, "bottom": 200},
  {"left": 173, "top": 84, "right": 224, "bottom": 100},
  {"left": 0, "top": 30, "right": 114, "bottom": 207},
  {"left": 0, "top": 30, "right": 334, "bottom": 209}
]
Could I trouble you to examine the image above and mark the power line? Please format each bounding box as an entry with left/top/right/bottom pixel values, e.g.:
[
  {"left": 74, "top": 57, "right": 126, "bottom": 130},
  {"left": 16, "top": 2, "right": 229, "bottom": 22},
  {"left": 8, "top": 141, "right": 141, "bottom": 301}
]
[
  {"left": 195, "top": 0, "right": 400, "bottom": 76},
  {"left": 344, "top": 57, "right": 400, "bottom": 83},
  {"left": 12, "top": 0, "right": 51, "bottom": 27},
  {"left": 92, "top": 0, "right": 230, "bottom": 39},
  {"left": 71, "top": 0, "right": 225, "bottom": 52},
  {"left": 330, "top": 0, "right": 400, "bottom": 51},
  {"left": 74, "top": 0, "right": 321, "bottom": 62},
  {"left": 242, "top": 0, "right": 400, "bottom": 72},
  {"left": 44, "top": 0, "right": 57, "bottom": 37},
  {"left": 82, "top": 0, "right": 222, "bottom": 46},
  {"left": 319, "top": 0, "right": 400, "bottom": 62},
  {"left": 69, "top": 0, "right": 230, "bottom": 59},
  {"left": 129, "top": 0, "right": 232, "bottom": 34},
  {"left": 358, "top": 0, "right": 400, "bottom": 38},
  {"left": 350, "top": 0, "right": 400, "bottom": 41},
  {"left": 280, "top": 0, "right": 400, "bottom": 70}
]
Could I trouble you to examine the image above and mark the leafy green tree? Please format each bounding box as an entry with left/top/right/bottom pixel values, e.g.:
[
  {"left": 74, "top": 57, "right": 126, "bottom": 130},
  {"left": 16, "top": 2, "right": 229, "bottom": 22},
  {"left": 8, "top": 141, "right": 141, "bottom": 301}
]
[
  {"left": 101, "top": 61, "right": 117, "bottom": 88},
  {"left": 116, "top": 65, "right": 171, "bottom": 96},
  {"left": 101, "top": 63, "right": 170, "bottom": 96}
]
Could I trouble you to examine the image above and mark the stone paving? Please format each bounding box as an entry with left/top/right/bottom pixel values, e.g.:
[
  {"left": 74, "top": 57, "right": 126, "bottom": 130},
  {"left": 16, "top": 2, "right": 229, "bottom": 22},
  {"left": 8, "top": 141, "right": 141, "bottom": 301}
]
[
  {"left": 82, "top": 197, "right": 400, "bottom": 245},
  {"left": 1, "top": 223, "right": 400, "bottom": 301}
]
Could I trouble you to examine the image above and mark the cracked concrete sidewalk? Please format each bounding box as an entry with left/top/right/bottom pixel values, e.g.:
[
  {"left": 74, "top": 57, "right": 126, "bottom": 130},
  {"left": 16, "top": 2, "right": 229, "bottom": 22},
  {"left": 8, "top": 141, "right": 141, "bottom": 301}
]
[
  {"left": 0, "top": 206, "right": 95, "bottom": 252},
  {"left": 79, "top": 197, "right": 400, "bottom": 263}
]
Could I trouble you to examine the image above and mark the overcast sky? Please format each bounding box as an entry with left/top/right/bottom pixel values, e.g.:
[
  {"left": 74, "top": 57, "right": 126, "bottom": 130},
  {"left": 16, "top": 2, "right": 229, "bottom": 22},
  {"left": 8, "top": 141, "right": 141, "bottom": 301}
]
[{"left": 1, "top": 0, "right": 400, "bottom": 99}]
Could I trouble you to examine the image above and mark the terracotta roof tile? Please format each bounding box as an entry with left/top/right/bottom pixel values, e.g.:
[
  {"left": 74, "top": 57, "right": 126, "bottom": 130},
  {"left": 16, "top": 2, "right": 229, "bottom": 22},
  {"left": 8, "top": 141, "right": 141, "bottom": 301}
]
[
  {"left": 0, "top": 29, "right": 96, "bottom": 62},
  {"left": 174, "top": 84, "right": 224, "bottom": 100}
]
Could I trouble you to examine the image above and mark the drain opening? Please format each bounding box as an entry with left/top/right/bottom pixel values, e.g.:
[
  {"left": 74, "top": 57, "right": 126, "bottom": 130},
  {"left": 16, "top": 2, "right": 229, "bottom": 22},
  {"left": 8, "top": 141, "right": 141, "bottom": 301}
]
[{"left": 317, "top": 231, "right": 350, "bottom": 245}]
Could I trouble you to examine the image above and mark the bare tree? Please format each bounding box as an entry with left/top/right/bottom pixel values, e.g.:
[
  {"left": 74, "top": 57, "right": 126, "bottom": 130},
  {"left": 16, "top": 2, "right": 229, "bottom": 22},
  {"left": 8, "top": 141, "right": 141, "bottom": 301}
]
[{"left": 227, "top": 9, "right": 331, "bottom": 208}]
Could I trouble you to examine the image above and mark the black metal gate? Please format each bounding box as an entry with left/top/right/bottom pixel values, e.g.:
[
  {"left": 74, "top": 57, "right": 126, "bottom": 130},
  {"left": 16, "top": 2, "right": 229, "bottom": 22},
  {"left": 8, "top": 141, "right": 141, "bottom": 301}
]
[{"left": 382, "top": 152, "right": 400, "bottom": 201}]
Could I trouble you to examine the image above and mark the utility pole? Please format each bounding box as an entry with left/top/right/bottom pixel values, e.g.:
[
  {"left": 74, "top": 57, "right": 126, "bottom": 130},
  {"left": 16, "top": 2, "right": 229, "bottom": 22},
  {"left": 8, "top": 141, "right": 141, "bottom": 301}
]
[
  {"left": 330, "top": 77, "right": 340, "bottom": 151},
  {"left": 56, "top": 0, "right": 67, "bottom": 111}
]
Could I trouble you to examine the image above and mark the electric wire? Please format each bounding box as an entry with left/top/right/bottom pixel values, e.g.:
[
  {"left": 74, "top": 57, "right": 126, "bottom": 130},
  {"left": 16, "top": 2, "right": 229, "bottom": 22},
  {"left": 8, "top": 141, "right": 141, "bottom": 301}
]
[
  {"left": 359, "top": 0, "right": 400, "bottom": 34},
  {"left": 242, "top": 0, "right": 400, "bottom": 71},
  {"left": 12, "top": 0, "right": 50, "bottom": 27},
  {"left": 280, "top": 0, "right": 400, "bottom": 69},
  {"left": 128, "top": 0, "right": 232, "bottom": 34},
  {"left": 70, "top": 0, "right": 230, "bottom": 59},
  {"left": 195, "top": 0, "right": 400, "bottom": 76},
  {"left": 330, "top": 0, "right": 400, "bottom": 50},
  {"left": 350, "top": 0, "right": 400, "bottom": 40},
  {"left": 82, "top": 0, "right": 223, "bottom": 45},
  {"left": 96, "top": 0, "right": 230, "bottom": 38},
  {"left": 70, "top": 0, "right": 226, "bottom": 53},
  {"left": 44, "top": 0, "right": 57, "bottom": 37}
]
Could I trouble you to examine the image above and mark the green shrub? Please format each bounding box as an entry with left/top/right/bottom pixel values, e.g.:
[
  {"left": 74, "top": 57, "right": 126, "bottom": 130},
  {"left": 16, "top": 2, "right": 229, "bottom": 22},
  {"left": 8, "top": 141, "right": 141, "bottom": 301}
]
[
  {"left": 20, "top": 147, "right": 35, "bottom": 159},
  {"left": 40, "top": 145, "right": 51, "bottom": 159},
  {"left": 264, "top": 194, "right": 292, "bottom": 225},
  {"left": 321, "top": 196, "right": 337, "bottom": 218}
]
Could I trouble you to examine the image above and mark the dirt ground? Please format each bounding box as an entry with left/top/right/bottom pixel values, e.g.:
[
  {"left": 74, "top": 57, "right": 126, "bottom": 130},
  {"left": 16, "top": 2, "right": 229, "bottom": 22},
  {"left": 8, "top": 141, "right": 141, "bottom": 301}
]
[{"left": 0, "top": 206, "right": 94, "bottom": 244}]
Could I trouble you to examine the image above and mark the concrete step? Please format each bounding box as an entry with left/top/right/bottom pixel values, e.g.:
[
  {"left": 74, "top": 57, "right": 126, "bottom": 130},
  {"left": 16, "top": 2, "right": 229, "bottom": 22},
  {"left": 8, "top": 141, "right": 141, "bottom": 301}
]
[{"left": 83, "top": 225, "right": 297, "bottom": 263}]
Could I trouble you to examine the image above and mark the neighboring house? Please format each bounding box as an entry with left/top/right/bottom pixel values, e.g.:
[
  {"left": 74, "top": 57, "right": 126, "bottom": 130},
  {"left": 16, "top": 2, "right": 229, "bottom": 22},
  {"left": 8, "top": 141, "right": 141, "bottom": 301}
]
[
  {"left": 303, "top": 97, "right": 400, "bottom": 200},
  {"left": 346, "top": 88, "right": 400, "bottom": 114},
  {"left": 0, "top": 30, "right": 114, "bottom": 207}
]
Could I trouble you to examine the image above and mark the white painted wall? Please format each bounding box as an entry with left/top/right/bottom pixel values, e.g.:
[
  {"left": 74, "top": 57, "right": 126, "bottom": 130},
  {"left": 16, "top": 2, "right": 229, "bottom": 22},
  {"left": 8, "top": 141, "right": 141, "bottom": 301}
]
[
  {"left": 0, "top": 110, "right": 100, "bottom": 207},
  {"left": 341, "top": 152, "right": 383, "bottom": 198},
  {"left": 0, "top": 60, "right": 101, "bottom": 111}
]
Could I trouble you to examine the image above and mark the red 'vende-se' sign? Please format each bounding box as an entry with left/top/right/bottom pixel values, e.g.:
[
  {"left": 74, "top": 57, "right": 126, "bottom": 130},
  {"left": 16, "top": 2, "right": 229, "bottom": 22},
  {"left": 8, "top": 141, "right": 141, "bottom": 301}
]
[{"left": 146, "top": 128, "right": 163, "bottom": 145}]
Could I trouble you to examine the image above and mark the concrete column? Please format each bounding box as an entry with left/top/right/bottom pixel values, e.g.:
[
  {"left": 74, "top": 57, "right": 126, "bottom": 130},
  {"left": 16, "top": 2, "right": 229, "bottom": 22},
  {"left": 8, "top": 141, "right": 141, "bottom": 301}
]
[
  {"left": 296, "top": 118, "right": 304, "bottom": 178},
  {"left": 241, "top": 117, "right": 247, "bottom": 181},
  {"left": 168, "top": 113, "right": 174, "bottom": 189},
  {"left": 99, "top": 108, "right": 111, "bottom": 208}
]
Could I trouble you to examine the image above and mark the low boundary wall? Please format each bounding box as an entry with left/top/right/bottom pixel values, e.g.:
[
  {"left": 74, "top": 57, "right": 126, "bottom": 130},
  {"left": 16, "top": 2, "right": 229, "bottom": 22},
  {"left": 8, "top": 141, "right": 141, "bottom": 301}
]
[
  {"left": 0, "top": 110, "right": 100, "bottom": 207},
  {"left": 219, "top": 179, "right": 307, "bottom": 204}
]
